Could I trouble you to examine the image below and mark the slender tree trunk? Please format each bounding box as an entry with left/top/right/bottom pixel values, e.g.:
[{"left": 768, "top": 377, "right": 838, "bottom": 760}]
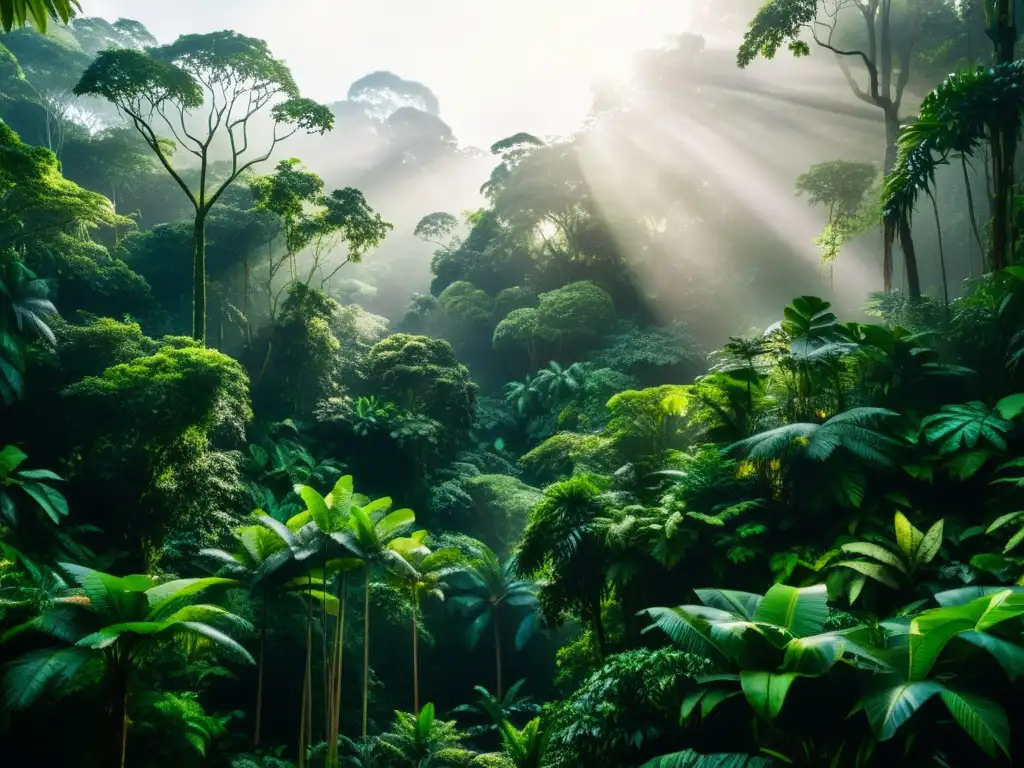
[
  {"left": 322, "top": 553, "right": 329, "bottom": 742},
  {"left": 592, "top": 597, "right": 607, "bottom": 660},
  {"left": 327, "top": 573, "right": 347, "bottom": 768},
  {"left": 493, "top": 617, "right": 503, "bottom": 700},
  {"left": 883, "top": 116, "right": 899, "bottom": 293},
  {"left": 991, "top": 0, "right": 1018, "bottom": 271},
  {"left": 362, "top": 567, "right": 370, "bottom": 738},
  {"left": 897, "top": 215, "right": 922, "bottom": 300},
  {"left": 255, "top": 595, "right": 267, "bottom": 748},
  {"left": 111, "top": 666, "right": 129, "bottom": 768},
  {"left": 412, "top": 596, "right": 420, "bottom": 715},
  {"left": 244, "top": 253, "right": 252, "bottom": 346},
  {"left": 962, "top": 155, "right": 986, "bottom": 276},
  {"left": 299, "top": 576, "right": 313, "bottom": 768},
  {"left": 193, "top": 211, "right": 208, "bottom": 344},
  {"left": 929, "top": 191, "right": 950, "bottom": 317}
]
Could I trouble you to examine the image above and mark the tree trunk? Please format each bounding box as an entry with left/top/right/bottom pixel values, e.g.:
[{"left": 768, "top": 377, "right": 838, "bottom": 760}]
[
  {"left": 929, "top": 191, "right": 950, "bottom": 317},
  {"left": 192, "top": 212, "right": 208, "bottom": 344},
  {"left": 298, "top": 576, "right": 313, "bottom": 768},
  {"left": 412, "top": 596, "right": 420, "bottom": 715},
  {"left": 362, "top": 567, "right": 370, "bottom": 738},
  {"left": 493, "top": 617, "right": 503, "bottom": 700},
  {"left": 592, "top": 597, "right": 607, "bottom": 660},
  {"left": 327, "top": 573, "right": 347, "bottom": 768},
  {"left": 255, "top": 595, "right": 267, "bottom": 748},
  {"left": 244, "top": 252, "right": 252, "bottom": 346},
  {"left": 882, "top": 114, "right": 899, "bottom": 294},
  {"left": 111, "top": 667, "right": 129, "bottom": 768},
  {"left": 897, "top": 214, "right": 922, "bottom": 300},
  {"left": 991, "top": 0, "right": 1018, "bottom": 271}
]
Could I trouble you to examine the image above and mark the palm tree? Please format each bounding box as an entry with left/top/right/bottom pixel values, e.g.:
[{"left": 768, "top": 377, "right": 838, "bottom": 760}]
[
  {"left": 504, "top": 374, "right": 541, "bottom": 416},
  {"left": 517, "top": 475, "right": 609, "bottom": 656},
  {"left": 449, "top": 543, "right": 539, "bottom": 698},
  {"left": 532, "top": 360, "right": 586, "bottom": 404},
  {"left": 334, "top": 491, "right": 417, "bottom": 736},
  {"left": 0, "top": 0, "right": 77, "bottom": 32},
  {"left": 883, "top": 61, "right": 1024, "bottom": 274},
  {"left": 1, "top": 564, "right": 252, "bottom": 768},
  {"left": 200, "top": 520, "right": 306, "bottom": 749},
  {"left": 388, "top": 535, "right": 462, "bottom": 713},
  {"left": 375, "top": 703, "right": 481, "bottom": 767}
]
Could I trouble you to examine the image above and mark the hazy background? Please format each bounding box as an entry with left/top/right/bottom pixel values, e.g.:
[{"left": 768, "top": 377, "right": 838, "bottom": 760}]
[{"left": 85, "top": 0, "right": 696, "bottom": 147}]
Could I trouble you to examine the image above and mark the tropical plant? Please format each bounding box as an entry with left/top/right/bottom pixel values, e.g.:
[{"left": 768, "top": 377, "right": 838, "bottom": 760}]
[
  {"left": 821, "top": 511, "right": 945, "bottom": 605},
  {"left": 376, "top": 703, "right": 480, "bottom": 767},
  {"left": 334, "top": 488, "right": 417, "bottom": 736},
  {"left": 0, "top": 0, "right": 77, "bottom": 31},
  {"left": 0, "top": 445, "right": 67, "bottom": 528},
  {"left": 388, "top": 535, "right": 462, "bottom": 713},
  {"left": 451, "top": 679, "right": 541, "bottom": 738},
  {"left": 2, "top": 564, "right": 252, "bottom": 768},
  {"left": 496, "top": 715, "right": 549, "bottom": 768},
  {"left": 0, "top": 249, "right": 58, "bottom": 403},
  {"left": 450, "top": 542, "right": 539, "bottom": 697}
]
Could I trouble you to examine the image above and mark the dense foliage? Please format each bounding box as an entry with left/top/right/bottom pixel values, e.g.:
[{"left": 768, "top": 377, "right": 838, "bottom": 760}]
[{"left": 3, "top": 3, "right": 1024, "bottom": 767}]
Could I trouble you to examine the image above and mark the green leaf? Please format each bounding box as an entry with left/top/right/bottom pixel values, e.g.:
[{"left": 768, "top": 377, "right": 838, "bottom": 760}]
[
  {"left": 694, "top": 589, "right": 762, "bottom": 619},
  {"left": 0, "top": 445, "right": 27, "bottom": 476},
  {"left": 894, "top": 511, "right": 921, "bottom": 560},
  {"left": 740, "top": 671, "right": 797, "bottom": 721},
  {"left": 377, "top": 508, "right": 415, "bottom": 538},
  {"left": 326, "top": 474, "right": 354, "bottom": 528},
  {"left": 295, "top": 484, "right": 331, "bottom": 532},
  {"left": 914, "top": 519, "right": 944, "bottom": 568},
  {"left": 840, "top": 542, "right": 907, "bottom": 573},
  {"left": 837, "top": 560, "right": 899, "bottom": 589},
  {"left": 859, "top": 679, "right": 943, "bottom": 741},
  {"left": 995, "top": 393, "right": 1024, "bottom": 421},
  {"left": 753, "top": 584, "right": 828, "bottom": 637},
  {"left": 939, "top": 687, "right": 1010, "bottom": 758},
  {"left": 145, "top": 577, "right": 239, "bottom": 620},
  {"left": 19, "top": 480, "right": 68, "bottom": 523},
  {"left": 680, "top": 688, "right": 706, "bottom": 721},
  {"left": 782, "top": 634, "right": 846, "bottom": 675},
  {"left": 466, "top": 610, "right": 491, "bottom": 649},
  {"left": 960, "top": 631, "right": 1024, "bottom": 680},
  {"left": 987, "top": 511, "right": 1024, "bottom": 534},
  {"left": 2, "top": 646, "right": 92, "bottom": 711},
  {"left": 909, "top": 619, "right": 975, "bottom": 680}
]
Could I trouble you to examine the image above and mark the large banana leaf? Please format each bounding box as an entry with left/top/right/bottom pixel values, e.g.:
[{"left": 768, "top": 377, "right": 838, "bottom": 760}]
[
  {"left": 939, "top": 686, "right": 1010, "bottom": 758},
  {"left": 1, "top": 646, "right": 92, "bottom": 711},
  {"left": 753, "top": 584, "right": 828, "bottom": 638},
  {"left": 856, "top": 678, "right": 943, "bottom": 741},
  {"left": 739, "top": 670, "right": 797, "bottom": 721}
]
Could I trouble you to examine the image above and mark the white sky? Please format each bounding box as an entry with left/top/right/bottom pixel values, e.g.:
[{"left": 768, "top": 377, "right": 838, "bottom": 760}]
[{"left": 84, "top": 0, "right": 695, "bottom": 147}]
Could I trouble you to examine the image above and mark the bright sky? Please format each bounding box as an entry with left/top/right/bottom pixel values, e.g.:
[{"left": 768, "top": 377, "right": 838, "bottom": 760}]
[{"left": 85, "top": 0, "right": 695, "bottom": 147}]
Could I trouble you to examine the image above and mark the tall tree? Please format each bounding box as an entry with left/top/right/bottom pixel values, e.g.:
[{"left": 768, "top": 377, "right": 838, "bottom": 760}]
[
  {"left": 2, "top": 565, "right": 251, "bottom": 768},
  {"left": 450, "top": 543, "right": 539, "bottom": 699},
  {"left": 738, "top": 0, "right": 924, "bottom": 297},
  {"left": 73, "top": 32, "right": 334, "bottom": 343}
]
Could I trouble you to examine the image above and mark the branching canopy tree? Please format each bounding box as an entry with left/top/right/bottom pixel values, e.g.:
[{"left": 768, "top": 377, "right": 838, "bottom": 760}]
[
  {"left": 73, "top": 32, "right": 335, "bottom": 343},
  {"left": 738, "top": 0, "right": 924, "bottom": 297}
]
